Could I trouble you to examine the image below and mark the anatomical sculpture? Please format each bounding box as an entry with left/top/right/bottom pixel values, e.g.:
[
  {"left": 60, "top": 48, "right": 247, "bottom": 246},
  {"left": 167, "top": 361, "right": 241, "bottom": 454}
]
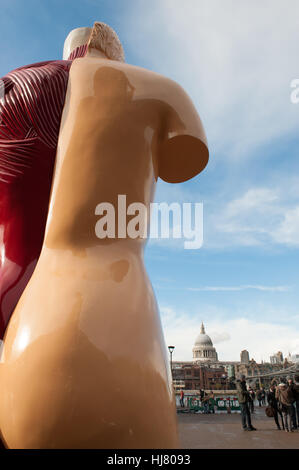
[{"left": 0, "top": 22, "right": 208, "bottom": 448}]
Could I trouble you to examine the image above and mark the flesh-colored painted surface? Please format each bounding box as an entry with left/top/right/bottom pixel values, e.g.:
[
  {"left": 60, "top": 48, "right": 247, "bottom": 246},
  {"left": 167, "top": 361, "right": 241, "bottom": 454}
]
[{"left": 0, "top": 54, "right": 208, "bottom": 448}]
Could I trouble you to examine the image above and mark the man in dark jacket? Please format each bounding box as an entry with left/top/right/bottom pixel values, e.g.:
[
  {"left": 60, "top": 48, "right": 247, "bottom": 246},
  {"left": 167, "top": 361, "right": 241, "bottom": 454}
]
[
  {"left": 180, "top": 390, "right": 185, "bottom": 408},
  {"left": 256, "top": 389, "right": 262, "bottom": 407},
  {"left": 267, "top": 384, "right": 284, "bottom": 430},
  {"left": 248, "top": 387, "right": 255, "bottom": 413},
  {"left": 261, "top": 388, "right": 266, "bottom": 405},
  {"left": 294, "top": 375, "right": 299, "bottom": 428},
  {"left": 236, "top": 376, "right": 257, "bottom": 431},
  {"left": 287, "top": 376, "right": 298, "bottom": 430}
]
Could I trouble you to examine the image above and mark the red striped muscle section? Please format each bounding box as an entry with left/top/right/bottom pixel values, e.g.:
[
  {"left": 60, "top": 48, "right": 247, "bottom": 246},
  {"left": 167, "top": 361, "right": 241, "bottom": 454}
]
[
  {"left": 0, "top": 59, "right": 72, "bottom": 338},
  {"left": 68, "top": 44, "right": 88, "bottom": 60}
]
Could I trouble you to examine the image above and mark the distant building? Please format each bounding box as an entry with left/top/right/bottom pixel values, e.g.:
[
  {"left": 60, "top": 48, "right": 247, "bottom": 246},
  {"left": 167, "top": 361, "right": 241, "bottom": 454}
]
[
  {"left": 270, "top": 351, "right": 284, "bottom": 364},
  {"left": 277, "top": 351, "right": 283, "bottom": 362},
  {"left": 235, "top": 359, "right": 285, "bottom": 382},
  {"left": 172, "top": 323, "right": 232, "bottom": 391},
  {"left": 225, "top": 364, "right": 236, "bottom": 379},
  {"left": 170, "top": 322, "right": 291, "bottom": 391},
  {"left": 290, "top": 353, "right": 299, "bottom": 363},
  {"left": 240, "top": 350, "right": 250, "bottom": 364},
  {"left": 192, "top": 322, "right": 218, "bottom": 362},
  {"left": 283, "top": 357, "right": 292, "bottom": 368},
  {"left": 172, "top": 362, "right": 228, "bottom": 391}
]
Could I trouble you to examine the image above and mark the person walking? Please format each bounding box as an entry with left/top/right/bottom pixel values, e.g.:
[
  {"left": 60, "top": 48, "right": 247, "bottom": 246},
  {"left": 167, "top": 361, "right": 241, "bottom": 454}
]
[
  {"left": 180, "top": 390, "right": 185, "bottom": 408},
  {"left": 261, "top": 388, "right": 266, "bottom": 405},
  {"left": 248, "top": 387, "right": 255, "bottom": 413},
  {"left": 256, "top": 389, "right": 262, "bottom": 407},
  {"left": 275, "top": 379, "right": 296, "bottom": 432},
  {"left": 287, "top": 376, "right": 298, "bottom": 430},
  {"left": 294, "top": 375, "right": 299, "bottom": 429},
  {"left": 209, "top": 392, "right": 216, "bottom": 414},
  {"left": 267, "top": 384, "right": 284, "bottom": 430},
  {"left": 236, "top": 375, "right": 257, "bottom": 431},
  {"left": 202, "top": 394, "right": 210, "bottom": 414}
]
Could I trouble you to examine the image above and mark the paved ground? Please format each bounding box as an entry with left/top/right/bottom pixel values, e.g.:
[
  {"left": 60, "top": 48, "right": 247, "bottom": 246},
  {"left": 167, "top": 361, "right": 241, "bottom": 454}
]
[
  {"left": 178, "top": 407, "right": 299, "bottom": 449},
  {"left": 0, "top": 407, "right": 297, "bottom": 449}
]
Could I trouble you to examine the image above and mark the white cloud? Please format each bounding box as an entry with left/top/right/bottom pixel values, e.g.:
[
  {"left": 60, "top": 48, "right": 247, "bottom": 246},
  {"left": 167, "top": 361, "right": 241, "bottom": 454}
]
[
  {"left": 125, "top": 0, "right": 299, "bottom": 158},
  {"left": 272, "top": 206, "right": 299, "bottom": 245},
  {"left": 187, "top": 285, "right": 290, "bottom": 292},
  {"left": 224, "top": 189, "right": 279, "bottom": 219},
  {"left": 141, "top": 177, "right": 299, "bottom": 250},
  {"left": 210, "top": 332, "right": 231, "bottom": 344},
  {"left": 160, "top": 306, "right": 299, "bottom": 362},
  {"left": 211, "top": 187, "right": 281, "bottom": 246},
  {"left": 122, "top": 1, "right": 299, "bottom": 251},
  {"left": 206, "top": 183, "right": 299, "bottom": 248},
  {"left": 147, "top": 183, "right": 299, "bottom": 249}
]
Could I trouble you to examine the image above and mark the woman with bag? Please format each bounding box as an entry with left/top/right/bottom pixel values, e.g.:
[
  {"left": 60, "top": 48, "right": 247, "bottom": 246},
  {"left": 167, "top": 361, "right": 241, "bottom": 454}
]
[{"left": 267, "top": 384, "right": 284, "bottom": 430}]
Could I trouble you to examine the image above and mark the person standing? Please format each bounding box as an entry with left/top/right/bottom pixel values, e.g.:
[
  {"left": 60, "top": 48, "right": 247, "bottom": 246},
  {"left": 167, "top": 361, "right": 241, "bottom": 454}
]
[
  {"left": 261, "top": 388, "right": 266, "bottom": 405},
  {"left": 209, "top": 392, "right": 216, "bottom": 414},
  {"left": 287, "top": 376, "right": 298, "bottom": 430},
  {"left": 256, "top": 389, "right": 262, "bottom": 407},
  {"left": 275, "top": 379, "right": 296, "bottom": 432},
  {"left": 248, "top": 387, "right": 255, "bottom": 413},
  {"left": 202, "top": 394, "right": 210, "bottom": 414},
  {"left": 236, "top": 375, "right": 257, "bottom": 431},
  {"left": 294, "top": 375, "right": 299, "bottom": 428},
  {"left": 180, "top": 390, "right": 185, "bottom": 408},
  {"left": 267, "top": 384, "right": 284, "bottom": 430}
]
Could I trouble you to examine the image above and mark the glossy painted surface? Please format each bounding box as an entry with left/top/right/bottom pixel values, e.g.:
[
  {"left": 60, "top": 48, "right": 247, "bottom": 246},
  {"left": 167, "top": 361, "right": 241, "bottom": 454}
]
[
  {"left": 0, "top": 52, "right": 208, "bottom": 448},
  {"left": 0, "top": 60, "right": 71, "bottom": 339}
]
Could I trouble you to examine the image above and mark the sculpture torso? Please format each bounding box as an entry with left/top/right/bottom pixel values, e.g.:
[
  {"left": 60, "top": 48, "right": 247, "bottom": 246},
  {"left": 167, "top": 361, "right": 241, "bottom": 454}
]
[{"left": 0, "top": 56, "right": 208, "bottom": 448}]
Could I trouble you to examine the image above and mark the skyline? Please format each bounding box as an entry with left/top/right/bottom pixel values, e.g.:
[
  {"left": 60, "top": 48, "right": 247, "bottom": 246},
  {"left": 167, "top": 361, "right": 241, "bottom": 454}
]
[
  {"left": 0, "top": 0, "right": 298, "bottom": 361},
  {"left": 165, "top": 318, "right": 294, "bottom": 364}
]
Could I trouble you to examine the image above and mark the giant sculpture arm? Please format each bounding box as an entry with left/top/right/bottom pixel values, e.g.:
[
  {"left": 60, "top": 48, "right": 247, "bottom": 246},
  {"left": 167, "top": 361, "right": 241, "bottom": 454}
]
[{"left": 159, "top": 80, "right": 209, "bottom": 183}]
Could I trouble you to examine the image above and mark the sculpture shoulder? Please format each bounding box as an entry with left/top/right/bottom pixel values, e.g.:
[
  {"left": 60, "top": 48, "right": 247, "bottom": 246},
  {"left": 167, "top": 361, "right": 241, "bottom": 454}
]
[
  {"left": 3, "top": 60, "right": 71, "bottom": 82},
  {"left": 70, "top": 57, "right": 185, "bottom": 101},
  {"left": 69, "top": 58, "right": 208, "bottom": 184},
  {"left": 0, "top": 60, "right": 71, "bottom": 149}
]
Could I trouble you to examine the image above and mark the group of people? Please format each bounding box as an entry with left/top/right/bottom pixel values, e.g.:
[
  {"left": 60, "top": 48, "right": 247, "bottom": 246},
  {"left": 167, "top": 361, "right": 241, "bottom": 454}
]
[
  {"left": 236, "top": 374, "right": 299, "bottom": 432},
  {"left": 179, "top": 374, "right": 299, "bottom": 433},
  {"left": 268, "top": 376, "right": 299, "bottom": 432},
  {"left": 246, "top": 386, "right": 266, "bottom": 413},
  {"left": 179, "top": 389, "right": 216, "bottom": 413},
  {"left": 200, "top": 390, "right": 216, "bottom": 414}
]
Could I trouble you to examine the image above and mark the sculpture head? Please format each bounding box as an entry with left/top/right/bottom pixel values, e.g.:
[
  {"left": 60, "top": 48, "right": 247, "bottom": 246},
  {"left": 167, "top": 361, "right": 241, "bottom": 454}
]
[{"left": 63, "top": 22, "right": 125, "bottom": 62}]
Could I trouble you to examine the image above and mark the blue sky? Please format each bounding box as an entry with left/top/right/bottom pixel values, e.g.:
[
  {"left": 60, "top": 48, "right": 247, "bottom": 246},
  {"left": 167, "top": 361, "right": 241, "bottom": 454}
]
[{"left": 1, "top": 0, "right": 299, "bottom": 361}]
